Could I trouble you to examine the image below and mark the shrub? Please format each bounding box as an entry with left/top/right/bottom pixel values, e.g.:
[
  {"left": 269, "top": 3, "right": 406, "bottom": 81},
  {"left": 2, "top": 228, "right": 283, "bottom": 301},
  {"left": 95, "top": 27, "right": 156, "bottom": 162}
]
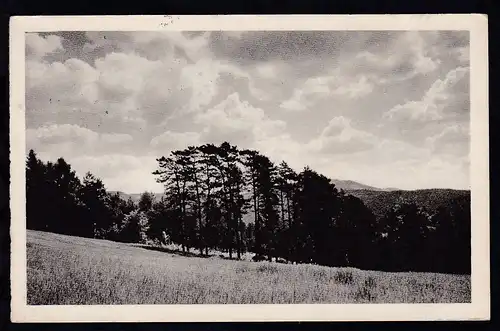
[
  {"left": 354, "top": 276, "right": 377, "bottom": 302},
  {"left": 334, "top": 270, "right": 354, "bottom": 285}
]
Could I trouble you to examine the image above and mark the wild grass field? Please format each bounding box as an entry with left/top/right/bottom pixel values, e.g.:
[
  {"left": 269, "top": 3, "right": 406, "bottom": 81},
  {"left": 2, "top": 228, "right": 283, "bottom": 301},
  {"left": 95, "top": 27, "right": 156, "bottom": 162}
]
[{"left": 27, "top": 230, "right": 471, "bottom": 305}]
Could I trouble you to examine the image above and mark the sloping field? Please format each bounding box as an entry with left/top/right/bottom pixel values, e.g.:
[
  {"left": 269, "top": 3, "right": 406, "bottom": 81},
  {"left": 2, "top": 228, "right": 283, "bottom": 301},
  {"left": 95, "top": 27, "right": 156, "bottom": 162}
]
[{"left": 27, "top": 230, "right": 471, "bottom": 305}]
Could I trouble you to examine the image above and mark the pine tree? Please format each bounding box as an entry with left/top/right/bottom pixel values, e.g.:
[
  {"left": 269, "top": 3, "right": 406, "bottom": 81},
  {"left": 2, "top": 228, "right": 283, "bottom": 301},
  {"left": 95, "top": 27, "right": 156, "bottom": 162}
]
[
  {"left": 26, "top": 150, "right": 46, "bottom": 231},
  {"left": 239, "top": 149, "right": 264, "bottom": 257},
  {"left": 81, "top": 172, "right": 111, "bottom": 238}
]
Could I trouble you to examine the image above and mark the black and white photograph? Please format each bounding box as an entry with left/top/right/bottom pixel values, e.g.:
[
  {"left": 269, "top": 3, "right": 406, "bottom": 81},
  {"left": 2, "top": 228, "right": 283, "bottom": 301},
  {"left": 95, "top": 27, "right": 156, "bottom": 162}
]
[{"left": 10, "top": 15, "right": 489, "bottom": 322}]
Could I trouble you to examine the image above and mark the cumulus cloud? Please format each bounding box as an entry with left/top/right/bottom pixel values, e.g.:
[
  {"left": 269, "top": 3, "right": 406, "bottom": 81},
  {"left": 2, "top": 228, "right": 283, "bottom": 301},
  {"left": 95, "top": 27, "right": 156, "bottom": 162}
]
[
  {"left": 150, "top": 131, "right": 201, "bottom": 152},
  {"left": 95, "top": 52, "right": 162, "bottom": 100},
  {"left": 26, "top": 57, "right": 99, "bottom": 106},
  {"left": 176, "top": 59, "right": 255, "bottom": 113},
  {"left": 209, "top": 31, "right": 391, "bottom": 65},
  {"left": 383, "top": 67, "right": 470, "bottom": 123},
  {"left": 279, "top": 90, "right": 308, "bottom": 111},
  {"left": 26, "top": 124, "right": 134, "bottom": 156},
  {"left": 280, "top": 72, "right": 375, "bottom": 111},
  {"left": 426, "top": 124, "right": 470, "bottom": 157},
  {"left": 26, "top": 33, "right": 64, "bottom": 59},
  {"left": 69, "top": 154, "right": 162, "bottom": 192},
  {"left": 195, "top": 92, "right": 287, "bottom": 147},
  {"left": 28, "top": 31, "right": 274, "bottom": 136},
  {"left": 25, "top": 55, "right": 144, "bottom": 131},
  {"left": 81, "top": 31, "right": 210, "bottom": 63},
  {"left": 331, "top": 75, "right": 374, "bottom": 98},
  {"left": 26, "top": 31, "right": 471, "bottom": 192},
  {"left": 309, "top": 117, "right": 377, "bottom": 155},
  {"left": 351, "top": 32, "right": 441, "bottom": 84},
  {"left": 27, "top": 124, "right": 99, "bottom": 146}
]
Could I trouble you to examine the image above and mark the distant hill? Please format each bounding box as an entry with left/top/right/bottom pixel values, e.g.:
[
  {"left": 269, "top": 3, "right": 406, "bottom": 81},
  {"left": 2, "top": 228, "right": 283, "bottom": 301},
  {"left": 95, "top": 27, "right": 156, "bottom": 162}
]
[
  {"left": 111, "top": 185, "right": 470, "bottom": 221},
  {"left": 110, "top": 191, "right": 164, "bottom": 202},
  {"left": 347, "top": 189, "right": 471, "bottom": 219},
  {"left": 112, "top": 179, "right": 389, "bottom": 201},
  {"left": 330, "top": 179, "right": 395, "bottom": 191}
]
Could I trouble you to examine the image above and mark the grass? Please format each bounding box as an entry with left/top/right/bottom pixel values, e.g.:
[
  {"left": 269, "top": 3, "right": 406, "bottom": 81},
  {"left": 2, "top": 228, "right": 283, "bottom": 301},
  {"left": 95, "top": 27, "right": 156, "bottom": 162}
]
[{"left": 27, "top": 230, "right": 471, "bottom": 305}]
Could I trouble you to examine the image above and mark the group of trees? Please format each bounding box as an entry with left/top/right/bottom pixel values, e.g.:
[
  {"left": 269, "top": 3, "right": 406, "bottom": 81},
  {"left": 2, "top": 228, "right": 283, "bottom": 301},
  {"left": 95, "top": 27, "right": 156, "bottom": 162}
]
[
  {"left": 25, "top": 143, "right": 471, "bottom": 274},
  {"left": 26, "top": 149, "right": 141, "bottom": 242},
  {"left": 149, "top": 143, "right": 377, "bottom": 267}
]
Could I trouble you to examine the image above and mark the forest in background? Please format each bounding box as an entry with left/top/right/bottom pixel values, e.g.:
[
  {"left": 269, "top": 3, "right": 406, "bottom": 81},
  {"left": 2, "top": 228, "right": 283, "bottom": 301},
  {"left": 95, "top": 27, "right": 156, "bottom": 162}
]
[{"left": 25, "top": 142, "right": 471, "bottom": 274}]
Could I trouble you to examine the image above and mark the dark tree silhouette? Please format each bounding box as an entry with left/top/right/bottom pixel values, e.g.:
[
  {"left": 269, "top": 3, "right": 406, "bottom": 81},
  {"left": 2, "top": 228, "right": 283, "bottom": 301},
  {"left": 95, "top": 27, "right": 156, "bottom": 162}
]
[
  {"left": 80, "top": 172, "right": 113, "bottom": 238},
  {"left": 239, "top": 149, "right": 264, "bottom": 257},
  {"left": 26, "top": 150, "right": 48, "bottom": 231},
  {"left": 138, "top": 192, "right": 155, "bottom": 212},
  {"left": 26, "top": 146, "right": 472, "bottom": 274}
]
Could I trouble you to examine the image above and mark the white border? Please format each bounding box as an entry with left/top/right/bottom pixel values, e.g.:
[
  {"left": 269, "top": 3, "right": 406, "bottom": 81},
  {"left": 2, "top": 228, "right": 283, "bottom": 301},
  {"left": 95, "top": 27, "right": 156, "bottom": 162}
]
[{"left": 10, "top": 14, "right": 490, "bottom": 322}]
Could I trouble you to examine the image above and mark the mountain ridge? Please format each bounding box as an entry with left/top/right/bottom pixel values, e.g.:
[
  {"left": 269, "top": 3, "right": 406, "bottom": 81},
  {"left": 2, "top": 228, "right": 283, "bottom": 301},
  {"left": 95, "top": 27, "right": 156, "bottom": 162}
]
[
  {"left": 110, "top": 178, "right": 387, "bottom": 199},
  {"left": 112, "top": 178, "right": 468, "bottom": 198},
  {"left": 330, "top": 179, "right": 396, "bottom": 191},
  {"left": 110, "top": 178, "right": 470, "bottom": 221}
]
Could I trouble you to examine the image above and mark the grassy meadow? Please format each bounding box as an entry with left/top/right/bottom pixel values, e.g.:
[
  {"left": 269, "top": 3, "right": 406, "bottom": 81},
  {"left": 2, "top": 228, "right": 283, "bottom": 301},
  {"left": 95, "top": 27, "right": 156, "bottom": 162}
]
[{"left": 27, "top": 230, "right": 471, "bottom": 305}]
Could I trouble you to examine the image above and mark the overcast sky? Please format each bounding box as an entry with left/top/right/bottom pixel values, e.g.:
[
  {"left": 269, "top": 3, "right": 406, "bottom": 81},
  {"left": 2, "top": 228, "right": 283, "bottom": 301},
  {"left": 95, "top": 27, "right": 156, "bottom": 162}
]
[{"left": 25, "top": 31, "right": 470, "bottom": 193}]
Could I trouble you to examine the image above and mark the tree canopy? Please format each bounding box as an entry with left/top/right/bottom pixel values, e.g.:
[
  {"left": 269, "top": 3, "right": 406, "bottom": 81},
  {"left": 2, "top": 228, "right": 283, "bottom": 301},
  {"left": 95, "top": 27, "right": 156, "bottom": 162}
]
[{"left": 25, "top": 145, "right": 471, "bottom": 274}]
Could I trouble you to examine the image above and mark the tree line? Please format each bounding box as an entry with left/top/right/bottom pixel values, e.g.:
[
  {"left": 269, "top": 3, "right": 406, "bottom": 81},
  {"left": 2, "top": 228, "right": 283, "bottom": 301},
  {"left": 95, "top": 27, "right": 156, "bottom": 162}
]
[{"left": 26, "top": 143, "right": 471, "bottom": 274}]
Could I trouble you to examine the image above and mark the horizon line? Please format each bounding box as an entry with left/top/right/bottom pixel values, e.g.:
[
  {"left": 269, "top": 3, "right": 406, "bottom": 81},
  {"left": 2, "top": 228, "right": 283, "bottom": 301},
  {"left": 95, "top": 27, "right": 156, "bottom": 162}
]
[{"left": 112, "top": 186, "right": 472, "bottom": 195}]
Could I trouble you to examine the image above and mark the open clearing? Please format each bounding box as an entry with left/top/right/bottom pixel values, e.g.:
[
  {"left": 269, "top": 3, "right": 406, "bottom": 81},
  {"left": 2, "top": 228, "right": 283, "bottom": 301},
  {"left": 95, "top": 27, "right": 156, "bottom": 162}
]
[{"left": 27, "top": 230, "right": 471, "bottom": 304}]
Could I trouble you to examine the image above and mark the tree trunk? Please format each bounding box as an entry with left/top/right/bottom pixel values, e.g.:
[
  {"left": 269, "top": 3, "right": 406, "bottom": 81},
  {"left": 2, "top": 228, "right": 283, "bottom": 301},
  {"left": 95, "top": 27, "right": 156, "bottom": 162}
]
[
  {"left": 193, "top": 168, "right": 203, "bottom": 256},
  {"left": 280, "top": 189, "right": 285, "bottom": 226},
  {"left": 236, "top": 225, "right": 242, "bottom": 260},
  {"left": 204, "top": 161, "right": 212, "bottom": 257},
  {"left": 253, "top": 175, "right": 261, "bottom": 255}
]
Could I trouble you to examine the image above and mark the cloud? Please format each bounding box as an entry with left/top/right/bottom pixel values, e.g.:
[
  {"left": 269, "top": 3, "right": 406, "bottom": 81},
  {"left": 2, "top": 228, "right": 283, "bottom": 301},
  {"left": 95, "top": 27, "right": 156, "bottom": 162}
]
[
  {"left": 26, "top": 57, "right": 99, "bottom": 106},
  {"left": 26, "top": 31, "right": 470, "bottom": 192},
  {"left": 150, "top": 131, "right": 201, "bottom": 152},
  {"left": 331, "top": 75, "right": 374, "bottom": 98},
  {"left": 69, "top": 154, "right": 162, "bottom": 193},
  {"left": 95, "top": 52, "right": 163, "bottom": 101},
  {"left": 454, "top": 47, "right": 470, "bottom": 64},
  {"left": 255, "top": 62, "right": 278, "bottom": 78},
  {"left": 209, "top": 31, "right": 393, "bottom": 65},
  {"left": 309, "top": 116, "right": 376, "bottom": 155},
  {"left": 279, "top": 90, "right": 308, "bottom": 111},
  {"left": 151, "top": 92, "right": 291, "bottom": 155},
  {"left": 32, "top": 148, "right": 163, "bottom": 193},
  {"left": 426, "top": 124, "right": 469, "bottom": 157},
  {"left": 25, "top": 54, "right": 149, "bottom": 132},
  {"left": 383, "top": 67, "right": 470, "bottom": 123},
  {"left": 26, "top": 124, "right": 134, "bottom": 156},
  {"left": 280, "top": 72, "right": 374, "bottom": 111},
  {"left": 81, "top": 31, "right": 211, "bottom": 64},
  {"left": 352, "top": 32, "right": 442, "bottom": 84},
  {"left": 27, "top": 124, "right": 99, "bottom": 146},
  {"left": 101, "top": 133, "right": 134, "bottom": 144},
  {"left": 195, "top": 92, "right": 287, "bottom": 147},
  {"left": 306, "top": 129, "right": 469, "bottom": 190},
  {"left": 27, "top": 32, "right": 269, "bottom": 135},
  {"left": 178, "top": 59, "right": 228, "bottom": 112},
  {"left": 26, "top": 33, "right": 64, "bottom": 59},
  {"left": 314, "top": 154, "right": 469, "bottom": 190}
]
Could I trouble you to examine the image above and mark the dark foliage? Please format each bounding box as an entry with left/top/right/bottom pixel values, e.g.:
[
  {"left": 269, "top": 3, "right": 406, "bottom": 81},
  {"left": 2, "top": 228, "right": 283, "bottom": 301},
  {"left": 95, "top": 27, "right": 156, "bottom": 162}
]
[{"left": 26, "top": 145, "right": 471, "bottom": 274}]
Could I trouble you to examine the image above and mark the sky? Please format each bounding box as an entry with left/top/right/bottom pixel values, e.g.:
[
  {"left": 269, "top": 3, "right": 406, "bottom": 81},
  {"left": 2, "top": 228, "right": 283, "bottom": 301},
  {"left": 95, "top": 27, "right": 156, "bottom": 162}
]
[{"left": 25, "top": 31, "right": 470, "bottom": 193}]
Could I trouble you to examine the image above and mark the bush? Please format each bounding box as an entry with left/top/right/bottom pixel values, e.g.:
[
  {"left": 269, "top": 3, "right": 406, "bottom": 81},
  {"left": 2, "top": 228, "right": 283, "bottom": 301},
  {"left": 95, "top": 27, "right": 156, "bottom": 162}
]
[
  {"left": 119, "top": 210, "right": 149, "bottom": 243},
  {"left": 354, "top": 276, "right": 377, "bottom": 302},
  {"left": 334, "top": 270, "right": 354, "bottom": 285}
]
